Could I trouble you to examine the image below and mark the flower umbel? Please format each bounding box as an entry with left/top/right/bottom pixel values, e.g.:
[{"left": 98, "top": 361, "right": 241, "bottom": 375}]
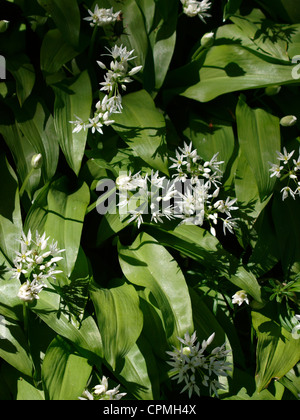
[
  {"left": 11, "top": 230, "right": 65, "bottom": 302},
  {"left": 167, "top": 331, "right": 232, "bottom": 398},
  {"left": 84, "top": 5, "right": 121, "bottom": 27},
  {"left": 79, "top": 376, "right": 126, "bottom": 401},
  {"left": 180, "top": 0, "right": 212, "bottom": 23}
]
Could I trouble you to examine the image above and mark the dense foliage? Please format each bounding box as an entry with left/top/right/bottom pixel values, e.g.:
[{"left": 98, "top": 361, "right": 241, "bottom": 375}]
[{"left": 0, "top": 0, "right": 299, "bottom": 401}]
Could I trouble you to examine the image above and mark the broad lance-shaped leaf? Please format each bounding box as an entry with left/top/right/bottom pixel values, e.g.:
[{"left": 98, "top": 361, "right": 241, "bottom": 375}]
[
  {"left": 42, "top": 335, "right": 93, "bottom": 401},
  {"left": 90, "top": 279, "right": 143, "bottom": 370},
  {"left": 44, "top": 177, "right": 90, "bottom": 277},
  {"left": 13, "top": 97, "right": 60, "bottom": 183},
  {"left": 115, "top": 335, "right": 160, "bottom": 400},
  {"left": 143, "top": 224, "right": 263, "bottom": 303},
  {"left": 118, "top": 232, "right": 194, "bottom": 348},
  {"left": 112, "top": 90, "right": 169, "bottom": 175},
  {"left": 252, "top": 309, "right": 300, "bottom": 392},
  {"left": 236, "top": 96, "right": 281, "bottom": 201},
  {"left": 0, "top": 152, "right": 23, "bottom": 264},
  {"left": 37, "top": 0, "right": 81, "bottom": 48},
  {"left": 53, "top": 70, "right": 92, "bottom": 176},
  {"left": 30, "top": 280, "right": 103, "bottom": 361},
  {"left": 165, "top": 44, "right": 296, "bottom": 103},
  {"left": 0, "top": 315, "right": 34, "bottom": 378}
]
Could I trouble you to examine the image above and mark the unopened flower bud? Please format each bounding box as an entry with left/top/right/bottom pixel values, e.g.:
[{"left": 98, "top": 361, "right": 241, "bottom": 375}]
[
  {"left": 280, "top": 115, "right": 297, "bottom": 127},
  {"left": 201, "top": 32, "right": 214, "bottom": 48},
  {"left": 0, "top": 20, "right": 9, "bottom": 33},
  {"left": 265, "top": 85, "right": 281, "bottom": 96},
  {"left": 31, "top": 153, "right": 43, "bottom": 169}
]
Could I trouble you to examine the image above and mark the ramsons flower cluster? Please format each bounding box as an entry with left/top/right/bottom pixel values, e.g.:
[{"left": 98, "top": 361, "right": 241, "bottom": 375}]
[
  {"left": 11, "top": 230, "right": 64, "bottom": 302},
  {"left": 115, "top": 142, "right": 239, "bottom": 236},
  {"left": 83, "top": 5, "right": 121, "bottom": 27},
  {"left": 167, "top": 331, "right": 232, "bottom": 398},
  {"left": 180, "top": 0, "right": 212, "bottom": 22},
  {"left": 79, "top": 376, "right": 126, "bottom": 400},
  {"left": 269, "top": 147, "right": 300, "bottom": 200},
  {"left": 70, "top": 44, "right": 142, "bottom": 135}
]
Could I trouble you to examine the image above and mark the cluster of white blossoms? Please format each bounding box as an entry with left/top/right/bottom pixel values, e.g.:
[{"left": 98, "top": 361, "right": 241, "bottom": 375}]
[
  {"left": 115, "top": 143, "right": 239, "bottom": 236},
  {"left": 269, "top": 147, "right": 300, "bottom": 200},
  {"left": 10, "top": 230, "right": 64, "bottom": 302},
  {"left": 79, "top": 376, "right": 126, "bottom": 401},
  {"left": 232, "top": 290, "right": 249, "bottom": 306},
  {"left": 70, "top": 45, "right": 142, "bottom": 135},
  {"left": 167, "top": 331, "right": 232, "bottom": 398},
  {"left": 116, "top": 170, "right": 178, "bottom": 228},
  {"left": 83, "top": 5, "right": 121, "bottom": 27},
  {"left": 180, "top": 0, "right": 212, "bottom": 22}
]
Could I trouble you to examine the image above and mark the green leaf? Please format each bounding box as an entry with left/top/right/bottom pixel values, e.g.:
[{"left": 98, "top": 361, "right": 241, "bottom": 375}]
[
  {"left": 16, "top": 378, "right": 45, "bottom": 400},
  {"left": 53, "top": 71, "right": 92, "bottom": 175},
  {"left": 252, "top": 309, "right": 300, "bottom": 392},
  {"left": 108, "top": 0, "right": 148, "bottom": 68},
  {"left": 143, "top": 224, "right": 263, "bottom": 303},
  {"left": 112, "top": 90, "right": 169, "bottom": 175},
  {"left": 42, "top": 335, "right": 92, "bottom": 400},
  {"left": 165, "top": 44, "right": 296, "bottom": 103},
  {"left": 116, "top": 335, "right": 159, "bottom": 400},
  {"left": 0, "top": 152, "right": 23, "bottom": 264},
  {"left": 7, "top": 54, "right": 36, "bottom": 106},
  {"left": 30, "top": 282, "right": 103, "bottom": 361},
  {"left": 0, "top": 315, "right": 34, "bottom": 378},
  {"left": 0, "top": 120, "right": 41, "bottom": 197},
  {"left": 38, "top": 0, "right": 81, "bottom": 47},
  {"left": 40, "top": 29, "right": 79, "bottom": 76},
  {"left": 184, "top": 113, "right": 235, "bottom": 176},
  {"left": 13, "top": 97, "right": 60, "bottom": 183},
  {"left": 118, "top": 232, "right": 194, "bottom": 347},
  {"left": 90, "top": 278, "right": 143, "bottom": 370},
  {"left": 44, "top": 177, "right": 90, "bottom": 277},
  {"left": 236, "top": 96, "right": 281, "bottom": 201}
]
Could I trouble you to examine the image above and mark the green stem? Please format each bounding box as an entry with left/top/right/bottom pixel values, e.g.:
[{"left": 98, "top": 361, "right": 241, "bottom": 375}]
[
  {"left": 23, "top": 301, "right": 29, "bottom": 339},
  {"left": 19, "top": 168, "right": 35, "bottom": 197},
  {"left": 88, "top": 25, "right": 99, "bottom": 61}
]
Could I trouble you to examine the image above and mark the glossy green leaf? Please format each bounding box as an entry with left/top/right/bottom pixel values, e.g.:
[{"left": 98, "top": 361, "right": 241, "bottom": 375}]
[
  {"left": 0, "top": 315, "right": 34, "bottom": 378},
  {"left": 166, "top": 44, "right": 296, "bottom": 103},
  {"left": 53, "top": 71, "right": 92, "bottom": 175},
  {"left": 40, "top": 29, "right": 79, "bottom": 76},
  {"left": 236, "top": 96, "right": 281, "bottom": 201},
  {"left": 44, "top": 177, "right": 90, "bottom": 277},
  {"left": 143, "top": 224, "right": 263, "bottom": 303},
  {"left": 42, "top": 335, "right": 92, "bottom": 400},
  {"left": 184, "top": 113, "right": 235, "bottom": 175},
  {"left": 90, "top": 279, "right": 143, "bottom": 370},
  {"left": 38, "top": 0, "right": 81, "bottom": 47},
  {"left": 118, "top": 232, "right": 194, "bottom": 347},
  {"left": 0, "top": 121, "right": 41, "bottom": 197},
  {"left": 112, "top": 90, "right": 169, "bottom": 175},
  {"left": 0, "top": 152, "right": 22, "bottom": 264},
  {"left": 30, "top": 281, "right": 103, "bottom": 361},
  {"left": 16, "top": 378, "right": 45, "bottom": 400},
  {"left": 252, "top": 309, "right": 300, "bottom": 392},
  {"left": 108, "top": 0, "right": 148, "bottom": 68},
  {"left": 116, "top": 335, "right": 159, "bottom": 400},
  {"left": 14, "top": 97, "right": 60, "bottom": 183},
  {"left": 7, "top": 54, "right": 36, "bottom": 106}
]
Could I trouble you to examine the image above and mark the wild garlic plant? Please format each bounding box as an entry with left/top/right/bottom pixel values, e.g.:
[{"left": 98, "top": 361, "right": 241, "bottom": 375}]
[
  {"left": 11, "top": 230, "right": 64, "bottom": 302},
  {"left": 115, "top": 142, "right": 239, "bottom": 236},
  {"left": 167, "top": 331, "right": 232, "bottom": 398},
  {"left": 269, "top": 147, "right": 300, "bottom": 200}
]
